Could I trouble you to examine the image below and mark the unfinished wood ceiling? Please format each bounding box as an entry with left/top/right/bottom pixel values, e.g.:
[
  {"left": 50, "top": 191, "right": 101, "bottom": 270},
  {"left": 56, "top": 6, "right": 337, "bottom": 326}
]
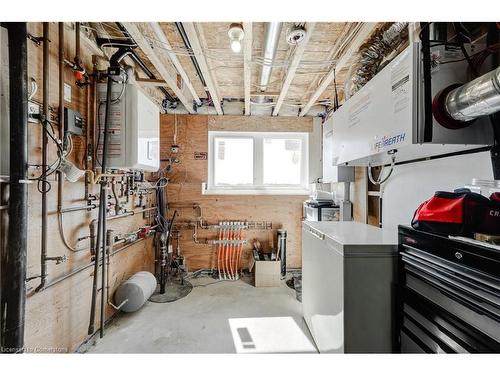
[{"left": 89, "top": 22, "right": 386, "bottom": 116}]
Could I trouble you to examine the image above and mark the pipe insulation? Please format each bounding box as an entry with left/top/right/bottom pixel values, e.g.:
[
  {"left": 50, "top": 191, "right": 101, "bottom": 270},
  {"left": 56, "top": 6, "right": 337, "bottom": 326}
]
[
  {"left": 445, "top": 66, "right": 500, "bottom": 123},
  {"left": 114, "top": 271, "right": 157, "bottom": 312}
]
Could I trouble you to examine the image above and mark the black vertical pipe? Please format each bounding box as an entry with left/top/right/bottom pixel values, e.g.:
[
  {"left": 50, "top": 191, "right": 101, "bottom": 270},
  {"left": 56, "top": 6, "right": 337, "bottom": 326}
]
[
  {"left": 1, "top": 22, "right": 28, "bottom": 354},
  {"left": 88, "top": 74, "right": 113, "bottom": 336},
  {"left": 420, "top": 22, "right": 433, "bottom": 143},
  {"left": 75, "top": 22, "right": 80, "bottom": 65},
  {"left": 277, "top": 229, "right": 287, "bottom": 279},
  {"left": 37, "top": 22, "right": 50, "bottom": 291},
  {"left": 57, "top": 22, "right": 64, "bottom": 215}
]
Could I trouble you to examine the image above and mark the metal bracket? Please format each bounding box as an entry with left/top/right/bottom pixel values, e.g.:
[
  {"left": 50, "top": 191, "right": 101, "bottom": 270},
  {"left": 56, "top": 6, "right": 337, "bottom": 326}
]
[{"left": 27, "top": 33, "right": 44, "bottom": 46}]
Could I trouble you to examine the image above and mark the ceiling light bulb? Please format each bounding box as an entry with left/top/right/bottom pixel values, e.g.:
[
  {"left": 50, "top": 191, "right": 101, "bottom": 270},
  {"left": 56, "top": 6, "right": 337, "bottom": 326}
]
[
  {"left": 228, "top": 23, "right": 244, "bottom": 54},
  {"left": 230, "top": 40, "right": 242, "bottom": 53}
]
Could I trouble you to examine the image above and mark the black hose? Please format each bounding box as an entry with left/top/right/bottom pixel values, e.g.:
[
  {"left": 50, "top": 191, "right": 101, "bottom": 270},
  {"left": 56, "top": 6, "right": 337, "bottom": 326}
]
[
  {"left": 88, "top": 68, "right": 114, "bottom": 337},
  {"left": 420, "top": 22, "right": 434, "bottom": 143},
  {"left": 114, "top": 22, "right": 175, "bottom": 103},
  {"left": 1, "top": 22, "right": 28, "bottom": 354},
  {"left": 174, "top": 22, "right": 212, "bottom": 102}
]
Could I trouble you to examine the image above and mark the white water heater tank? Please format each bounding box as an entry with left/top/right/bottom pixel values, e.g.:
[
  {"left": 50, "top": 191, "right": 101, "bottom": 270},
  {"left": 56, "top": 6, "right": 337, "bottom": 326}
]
[{"left": 97, "top": 82, "right": 160, "bottom": 172}]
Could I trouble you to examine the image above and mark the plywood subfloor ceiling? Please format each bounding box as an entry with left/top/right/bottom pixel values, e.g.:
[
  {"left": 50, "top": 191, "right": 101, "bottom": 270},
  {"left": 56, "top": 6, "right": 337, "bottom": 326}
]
[{"left": 88, "top": 22, "right": 387, "bottom": 116}]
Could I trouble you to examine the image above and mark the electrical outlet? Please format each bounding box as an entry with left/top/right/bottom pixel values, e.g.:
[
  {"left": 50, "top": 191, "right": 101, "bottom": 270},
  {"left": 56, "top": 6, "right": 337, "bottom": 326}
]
[{"left": 28, "top": 101, "right": 40, "bottom": 123}]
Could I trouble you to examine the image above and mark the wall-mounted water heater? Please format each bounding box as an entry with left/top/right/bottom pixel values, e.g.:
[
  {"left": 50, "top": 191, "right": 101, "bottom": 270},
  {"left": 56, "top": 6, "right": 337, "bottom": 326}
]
[
  {"left": 97, "top": 82, "right": 160, "bottom": 172},
  {"left": 330, "top": 42, "right": 494, "bottom": 167}
]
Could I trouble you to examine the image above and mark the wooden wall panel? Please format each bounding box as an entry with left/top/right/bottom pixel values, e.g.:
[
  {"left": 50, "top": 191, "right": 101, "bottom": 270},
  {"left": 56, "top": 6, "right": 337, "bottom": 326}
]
[
  {"left": 161, "top": 114, "right": 308, "bottom": 271},
  {"left": 352, "top": 166, "right": 367, "bottom": 223},
  {"left": 20, "top": 23, "right": 154, "bottom": 353},
  {"left": 207, "top": 115, "right": 313, "bottom": 132}
]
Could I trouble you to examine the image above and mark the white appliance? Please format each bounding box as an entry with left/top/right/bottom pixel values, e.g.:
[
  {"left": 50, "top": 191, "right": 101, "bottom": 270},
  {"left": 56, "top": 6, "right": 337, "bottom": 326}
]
[
  {"left": 322, "top": 117, "right": 354, "bottom": 182},
  {"left": 302, "top": 221, "right": 397, "bottom": 353},
  {"left": 331, "top": 42, "right": 493, "bottom": 167},
  {"left": 97, "top": 82, "right": 160, "bottom": 171},
  {"left": 303, "top": 201, "right": 339, "bottom": 222}
]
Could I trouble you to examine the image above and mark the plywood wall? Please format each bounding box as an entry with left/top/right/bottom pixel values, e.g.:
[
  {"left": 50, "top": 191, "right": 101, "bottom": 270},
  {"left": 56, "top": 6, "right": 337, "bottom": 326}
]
[
  {"left": 20, "top": 23, "right": 154, "bottom": 353},
  {"left": 160, "top": 114, "right": 312, "bottom": 271}
]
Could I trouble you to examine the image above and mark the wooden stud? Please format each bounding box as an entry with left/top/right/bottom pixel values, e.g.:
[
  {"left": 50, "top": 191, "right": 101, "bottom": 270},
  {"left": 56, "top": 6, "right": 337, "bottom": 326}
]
[
  {"left": 121, "top": 22, "right": 196, "bottom": 114},
  {"left": 299, "top": 23, "right": 378, "bottom": 117},
  {"left": 243, "top": 22, "right": 252, "bottom": 116},
  {"left": 273, "top": 23, "right": 316, "bottom": 117},
  {"left": 149, "top": 22, "right": 202, "bottom": 106},
  {"left": 182, "top": 23, "right": 223, "bottom": 115}
]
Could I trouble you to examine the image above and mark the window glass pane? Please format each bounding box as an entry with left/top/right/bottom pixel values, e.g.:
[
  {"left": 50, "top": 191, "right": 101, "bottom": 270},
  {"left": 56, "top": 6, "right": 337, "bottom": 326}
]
[
  {"left": 214, "top": 137, "right": 253, "bottom": 185},
  {"left": 263, "top": 138, "right": 302, "bottom": 185}
]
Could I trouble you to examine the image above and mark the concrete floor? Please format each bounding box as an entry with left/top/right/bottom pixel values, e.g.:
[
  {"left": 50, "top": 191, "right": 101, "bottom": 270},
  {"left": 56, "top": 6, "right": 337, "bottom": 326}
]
[{"left": 83, "top": 276, "right": 316, "bottom": 353}]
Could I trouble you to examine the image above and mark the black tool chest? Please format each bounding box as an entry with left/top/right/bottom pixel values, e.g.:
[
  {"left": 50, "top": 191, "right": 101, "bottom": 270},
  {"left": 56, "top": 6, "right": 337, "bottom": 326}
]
[{"left": 397, "top": 226, "right": 500, "bottom": 353}]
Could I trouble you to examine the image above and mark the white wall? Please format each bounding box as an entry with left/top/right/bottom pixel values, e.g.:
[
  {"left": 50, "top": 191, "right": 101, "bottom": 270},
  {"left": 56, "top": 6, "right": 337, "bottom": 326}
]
[{"left": 381, "top": 151, "right": 493, "bottom": 233}]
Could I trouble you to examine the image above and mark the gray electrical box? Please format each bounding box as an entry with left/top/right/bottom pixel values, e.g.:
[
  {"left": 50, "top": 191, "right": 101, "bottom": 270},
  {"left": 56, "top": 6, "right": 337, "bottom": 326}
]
[{"left": 64, "top": 107, "right": 83, "bottom": 136}]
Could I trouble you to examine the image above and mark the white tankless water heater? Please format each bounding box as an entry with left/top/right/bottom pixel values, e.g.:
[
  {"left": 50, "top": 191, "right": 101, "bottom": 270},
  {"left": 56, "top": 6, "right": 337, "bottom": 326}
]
[
  {"left": 97, "top": 82, "right": 160, "bottom": 172},
  {"left": 331, "top": 42, "right": 494, "bottom": 167}
]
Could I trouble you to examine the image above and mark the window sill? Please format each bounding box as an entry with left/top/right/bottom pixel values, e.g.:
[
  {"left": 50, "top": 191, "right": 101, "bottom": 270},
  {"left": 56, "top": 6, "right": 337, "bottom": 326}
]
[{"left": 201, "top": 183, "right": 310, "bottom": 196}]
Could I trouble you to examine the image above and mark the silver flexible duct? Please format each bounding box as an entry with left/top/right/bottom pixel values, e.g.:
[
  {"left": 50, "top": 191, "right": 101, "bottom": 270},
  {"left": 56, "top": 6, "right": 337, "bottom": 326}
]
[
  {"left": 345, "top": 22, "right": 408, "bottom": 99},
  {"left": 255, "top": 22, "right": 282, "bottom": 103},
  {"left": 445, "top": 66, "right": 500, "bottom": 122}
]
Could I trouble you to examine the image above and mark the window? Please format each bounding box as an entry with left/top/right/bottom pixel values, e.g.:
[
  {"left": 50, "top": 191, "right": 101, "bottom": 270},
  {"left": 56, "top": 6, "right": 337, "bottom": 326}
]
[{"left": 207, "top": 131, "right": 309, "bottom": 195}]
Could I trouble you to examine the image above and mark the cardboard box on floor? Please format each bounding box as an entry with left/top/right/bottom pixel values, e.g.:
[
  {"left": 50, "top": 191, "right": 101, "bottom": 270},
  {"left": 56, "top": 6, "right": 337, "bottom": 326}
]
[{"left": 254, "top": 260, "right": 281, "bottom": 287}]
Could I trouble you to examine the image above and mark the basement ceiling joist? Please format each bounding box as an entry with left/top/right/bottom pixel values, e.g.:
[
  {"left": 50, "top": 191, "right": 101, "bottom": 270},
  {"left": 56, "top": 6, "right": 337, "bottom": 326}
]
[
  {"left": 182, "top": 22, "right": 224, "bottom": 115},
  {"left": 122, "top": 22, "right": 196, "bottom": 114},
  {"left": 243, "top": 22, "right": 253, "bottom": 116},
  {"left": 149, "top": 22, "right": 202, "bottom": 107},
  {"left": 272, "top": 22, "right": 316, "bottom": 116},
  {"left": 90, "top": 22, "right": 389, "bottom": 117},
  {"left": 299, "top": 22, "right": 378, "bottom": 116}
]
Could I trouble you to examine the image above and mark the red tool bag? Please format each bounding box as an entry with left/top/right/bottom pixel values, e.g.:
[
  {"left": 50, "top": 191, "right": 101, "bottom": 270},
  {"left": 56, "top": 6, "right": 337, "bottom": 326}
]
[
  {"left": 411, "top": 190, "right": 495, "bottom": 237},
  {"left": 482, "top": 192, "right": 500, "bottom": 235}
]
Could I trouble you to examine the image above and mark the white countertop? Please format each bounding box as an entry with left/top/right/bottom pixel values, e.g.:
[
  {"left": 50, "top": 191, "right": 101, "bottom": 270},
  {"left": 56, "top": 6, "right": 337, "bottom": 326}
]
[{"left": 303, "top": 221, "right": 398, "bottom": 246}]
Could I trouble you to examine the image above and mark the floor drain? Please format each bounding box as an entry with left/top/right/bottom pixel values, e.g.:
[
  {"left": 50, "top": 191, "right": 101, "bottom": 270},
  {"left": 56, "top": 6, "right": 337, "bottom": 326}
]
[{"left": 149, "top": 279, "right": 193, "bottom": 303}]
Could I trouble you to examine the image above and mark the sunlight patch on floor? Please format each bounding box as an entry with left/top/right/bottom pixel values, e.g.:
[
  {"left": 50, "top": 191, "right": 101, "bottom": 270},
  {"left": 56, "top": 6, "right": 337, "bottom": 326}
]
[{"left": 228, "top": 316, "right": 317, "bottom": 353}]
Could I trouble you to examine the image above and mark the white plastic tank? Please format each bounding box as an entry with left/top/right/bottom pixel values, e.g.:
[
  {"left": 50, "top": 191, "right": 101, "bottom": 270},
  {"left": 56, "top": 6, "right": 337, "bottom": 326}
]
[{"left": 114, "top": 271, "right": 157, "bottom": 312}]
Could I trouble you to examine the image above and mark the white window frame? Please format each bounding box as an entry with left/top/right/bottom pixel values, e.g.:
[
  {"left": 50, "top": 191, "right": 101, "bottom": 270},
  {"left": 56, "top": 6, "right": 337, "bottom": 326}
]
[{"left": 205, "top": 131, "right": 310, "bottom": 195}]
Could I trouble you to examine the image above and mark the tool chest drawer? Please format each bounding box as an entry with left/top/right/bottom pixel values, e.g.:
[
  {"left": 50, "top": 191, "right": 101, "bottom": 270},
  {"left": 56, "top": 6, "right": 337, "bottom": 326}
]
[{"left": 397, "top": 226, "right": 500, "bottom": 353}]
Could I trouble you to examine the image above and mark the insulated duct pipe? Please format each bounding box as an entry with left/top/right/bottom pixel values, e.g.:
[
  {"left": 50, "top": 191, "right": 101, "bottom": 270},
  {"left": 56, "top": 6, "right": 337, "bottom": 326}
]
[
  {"left": 439, "top": 66, "right": 500, "bottom": 124},
  {"left": 258, "top": 22, "right": 282, "bottom": 93},
  {"left": 345, "top": 22, "right": 408, "bottom": 99},
  {"left": 1, "top": 22, "right": 28, "bottom": 354},
  {"left": 433, "top": 66, "right": 500, "bottom": 179}
]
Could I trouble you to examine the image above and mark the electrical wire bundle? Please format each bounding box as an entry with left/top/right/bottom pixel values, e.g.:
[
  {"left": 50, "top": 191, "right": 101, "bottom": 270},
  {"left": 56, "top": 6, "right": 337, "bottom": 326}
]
[{"left": 32, "top": 118, "right": 64, "bottom": 194}]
